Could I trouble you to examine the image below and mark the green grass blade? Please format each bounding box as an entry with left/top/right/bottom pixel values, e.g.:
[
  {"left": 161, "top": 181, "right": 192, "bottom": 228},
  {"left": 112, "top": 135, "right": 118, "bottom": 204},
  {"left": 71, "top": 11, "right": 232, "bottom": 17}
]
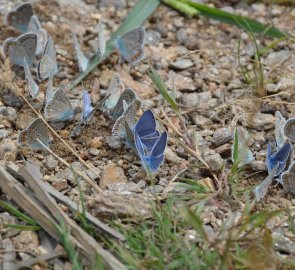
[
  {"left": 232, "top": 128, "right": 239, "bottom": 164},
  {"left": 147, "top": 65, "right": 179, "bottom": 113},
  {"left": 164, "top": 0, "right": 288, "bottom": 39},
  {"left": 4, "top": 223, "right": 41, "bottom": 231},
  {"left": 69, "top": 0, "right": 160, "bottom": 90},
  {"left": 0, "top": 200, "right": 39, "bottom": 226}
]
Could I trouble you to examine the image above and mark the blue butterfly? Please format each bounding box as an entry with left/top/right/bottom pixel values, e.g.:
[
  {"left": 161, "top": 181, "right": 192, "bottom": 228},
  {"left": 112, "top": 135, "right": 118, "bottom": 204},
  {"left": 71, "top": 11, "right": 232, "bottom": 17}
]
[
  {"left": 2, "top": 33, "right": 37, "bottom": 67},
  {"left": 115, "top": 26, "right": 145, "bottom": 64},
  {"left": 17, "top": 118, "right": 49, "bottom": 150},
  {"left": 134, "top": 110, "right": 160, "bottom": 151},
  {"left": 284, "top": 117, "right": 295, "bottom": 142},
  {"left": 135, "top": 130, "right": 167, "bottom": 174},
  {"left": 81, "top": 91, "right": 94, "bottom": 124},
  {"left": 5, "top": 2, "right": 33, "bottom": 33},
  {"left": 267, "top": 141, "right": 292, "bottom": 176}
]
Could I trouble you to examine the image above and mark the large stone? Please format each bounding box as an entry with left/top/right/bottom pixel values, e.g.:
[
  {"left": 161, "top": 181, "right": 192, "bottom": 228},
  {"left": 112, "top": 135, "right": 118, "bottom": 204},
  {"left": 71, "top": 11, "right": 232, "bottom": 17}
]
[
  {"left": 100, "top": 163, "right": 127, "bottom": 189},
  {"left": 182, "top": 91, "right": 212, "bottom": 108},
  {"left": 205, "top": 153, "right": 224, "bottom": 172}
]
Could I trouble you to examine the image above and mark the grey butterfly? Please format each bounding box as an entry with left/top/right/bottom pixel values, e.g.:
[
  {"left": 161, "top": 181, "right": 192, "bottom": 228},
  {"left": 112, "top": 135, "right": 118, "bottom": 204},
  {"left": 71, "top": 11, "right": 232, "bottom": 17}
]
[
  {"left": 24, "top": 57, "right": 39, "bottom": 99},
  {"left": 37, "top": 36, "right": 58, "bottom": 81},
  {"left": 28, "top": 15, "right": 48, "bottom": 56},
  {"left": 111, "top": 88, "right": 137, "bottom": 120},
  {"left": 115, "top": 26, "right": 145, "bottom": 64},
  {"left": 5, "top": 2, "right": 33, "bottom": 33},
  {"left": 281, "top": 161, "right": 295, "bottom": 194},
  {"left": 2, "top": 32, "right": 37, "bottom": 67},
  {"left": 275, "top": 111, "right": 287, "bottom": 149},
  {"left": 44, "top": 88, "right": 74, "bottom": 122},
  {"left": 103, "top": 73, "right": 124, "bottom": 111},
  {"left": 112, "top": 99, "right": 142, "bottom": 138},
  {"left": 96, "top": 21, "right": 106, "bottom": 58},
  {"left": 72, "top": 32, "right": 89, "bottom": 72},
  {"left": 17, "top": 118, "right": 49, "bottom": 150}
]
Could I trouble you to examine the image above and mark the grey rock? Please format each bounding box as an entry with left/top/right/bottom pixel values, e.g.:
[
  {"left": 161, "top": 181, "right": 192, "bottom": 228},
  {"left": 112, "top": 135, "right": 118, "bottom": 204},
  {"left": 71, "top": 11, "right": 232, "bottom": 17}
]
[
  {"left": 1, "top": 92, "right": 23, "bottom": 108},
  {"left": 0, "top": 138, "right": 17, "bottom": 161},
  {"left": 266, "top": 83, "right": 278, "bottom": 94},
  {"left": 249, "top": 160, "right": 266, "bottom": 172},
  {"left": 241, "top": 113, "right": 274, "bottom": 131},
  {"left": 107, "top": 182, "right": 140, "bottom": 192},
  {"left": 277, "top": 77, "right": 295, "bottom": 91},
  {"left": 170, "top": 59, "right": 194, "bottom": 70},
  {"left": 44, "top": 155, "right": 58, "bottom": 170},
  {"left": 167, "top": 71, "right": 195, "bottom": 91},
  {"left": 176, "top": 29, "right": 187, "bottom": 45},
  {"left": 96, "top": 0, "right": 126, "bottom": 8},
  {"left": 89, "top": 148, "right": 100, "bottom": 156},
  {"left": 145, "top": 30, "right": 161, "bottom": 46},
  {"left": 106, "top": 136, "right": 123, "bottom": 150},
  {"left": 212, "top": 127, "right": 232, "bottom": 146},
  {"left": 205, "top": 153, "right": 224, "bottom": 172},
  {"left": 0, "top": 129, "right": 9, "bottom": 139},
  {"left": 182, "top": 91, "right": 212, "bottom": 108},
  {"left": 191, "top": 114, "right": 213, "bottom": 129},
  {"left": 264, "top": 50, "right": 289, "bottom": 66}
]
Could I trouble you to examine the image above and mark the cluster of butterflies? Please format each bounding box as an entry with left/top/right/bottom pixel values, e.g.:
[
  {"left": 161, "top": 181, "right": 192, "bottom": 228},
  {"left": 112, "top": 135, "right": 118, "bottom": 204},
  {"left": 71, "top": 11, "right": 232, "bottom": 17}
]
[
  {"left": 18, "top": 72, "right": 168, "bottom": 174},
  {"left": 2, "top": 3, "right": 165, "bottom": 174},
  {"left": 232, "top": 111, "right": 295, "bottom": 201},
  {"left": 255, "top": 111, "right": 295, "bottom": 201}
]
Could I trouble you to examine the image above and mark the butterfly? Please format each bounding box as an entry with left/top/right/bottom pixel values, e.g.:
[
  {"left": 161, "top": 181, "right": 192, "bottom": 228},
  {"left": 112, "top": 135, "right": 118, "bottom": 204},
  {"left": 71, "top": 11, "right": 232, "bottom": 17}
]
[
  {"left": 17, "top": 118, "right": 49, "bottom": 150},
  {"left": 275, "top": 111, "right": 287, "bottom": 148},
  {"left": 281, "top": 161, "right": 295, "bottom": 194},
  {"left": 112, "top": 99, "right": 142, "bottom": 139},
  {"left": 115, "top": 26, "right": 145, "bottom": 64},
  {"left": 254, "top": 163, "right": 279, "bottom": 201},
  {"left": 266, "top": 141, "right": 292, "bottom": 177},
  {"left": 44, "top": 88, "right": 74, "bottom": 122},
  {"left": 134, "top": 110, "right": 160, "bottom": 151},
  {"left": 231, "top": 128, "right": 254, "bottom": 168},
  {"left": 111, "top": 88, "right": 137, "bottom": 120},
  {"left": 81, "top": 91, "right": 94, "bottom": 124},
  {"left": 2, "top": 32, "right": 37, "bottom": 67},
  {"left": 284, "top": 117, "right": 295, "bottom": 142},
  {"left": 72, "top": 32, "right": 89, "bottom": 72},
  {"left": 135, "top": 130, "right": 168, "bottom": 174},
  {"left": 28, "top": 15, "right": 48, "bottom": 56},
  {"left": 37, "top": 36, "right": 58, "bottom": 81},
  {"left": 5, "top": 2, "right": 33, "bottom": 33},
  {"left": 97, "top": 21, "right": 106, "bottom": 58},
  {"left": 24, "top": 57, "right": 39, "bottom": 99},
  {"left": 103, "top": 73, "right": 124, "bottom": 111}
]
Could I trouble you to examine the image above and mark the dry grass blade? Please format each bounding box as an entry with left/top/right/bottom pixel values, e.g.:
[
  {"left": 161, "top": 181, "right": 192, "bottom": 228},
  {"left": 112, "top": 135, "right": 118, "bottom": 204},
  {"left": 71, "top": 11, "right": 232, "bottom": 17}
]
[{"left": 19, "top": 162, "right": 127, "bottom": 270}]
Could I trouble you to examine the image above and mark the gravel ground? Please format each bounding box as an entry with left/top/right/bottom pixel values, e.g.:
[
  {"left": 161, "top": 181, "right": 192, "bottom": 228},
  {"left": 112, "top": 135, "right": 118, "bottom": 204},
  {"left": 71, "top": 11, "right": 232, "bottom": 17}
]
[{"left": 1, "top": 0, "right": 295, "bottom": 268}]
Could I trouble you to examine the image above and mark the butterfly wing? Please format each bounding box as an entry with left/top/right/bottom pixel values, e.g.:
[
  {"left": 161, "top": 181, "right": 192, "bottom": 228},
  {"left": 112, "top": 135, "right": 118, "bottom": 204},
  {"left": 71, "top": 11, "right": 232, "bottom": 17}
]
[
  {"left": 37, "top": 36, "right": 58, "bottom": 80},
  {"left": 28, "top": 15, "right": 48, "bottom": 55},
  {"left": 5, "top": 3, "right": 33, "bottom": 33},
  {"left": 44, "top": 88, "right": 74, "bottom": 122},
  {"left": 254, "top": 163, "right": 278, "bottom": 201},
  {"left": 82, "top": 91, "right": 94, "bottom": 123},
  {"left": 112, "top": 99, "right": 141, "bottom": 138},
  {"left": 149, "top": 131, "right": 168, "bottom": 173},
  {"left": 281, "top": 172, "right": 295, "bottom": 194},
  {"left": 135, "top": 110, "right": 157, "bottom": 137},
  {"left": 72, "top": 32, "right": 89, "bottom": 72},
  {"left": 97, "top": 21, "right": 106, "bottom": 57},
  {"left": 111, "top": 88, "right": 137, "bottom": 120},
  {"left": 124, "top": 121, "right": 135, "bottom": 148},
  {"left": 17, "top": 118, "right": 49, "bottom": 150},
  {"left": 104, "top": 73, "right": 124, "bottom": 111},
  {"left": 275, "top": 111, "right": 286, "bottom": 148},
  {"left": 24, "top": 58, "right": 39, "bottom": 99},
  {"left": 2, "top": 33, "right": 37, "bottom": 67},
  {"left": 115, "top": 26, "right": 145, "bottom": 64},
  {"left": 268, "top": 142, "right": 292, "bottom": 176},
  {"left": 284, "top": 117, "right": 295, "bottom": 142}
]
